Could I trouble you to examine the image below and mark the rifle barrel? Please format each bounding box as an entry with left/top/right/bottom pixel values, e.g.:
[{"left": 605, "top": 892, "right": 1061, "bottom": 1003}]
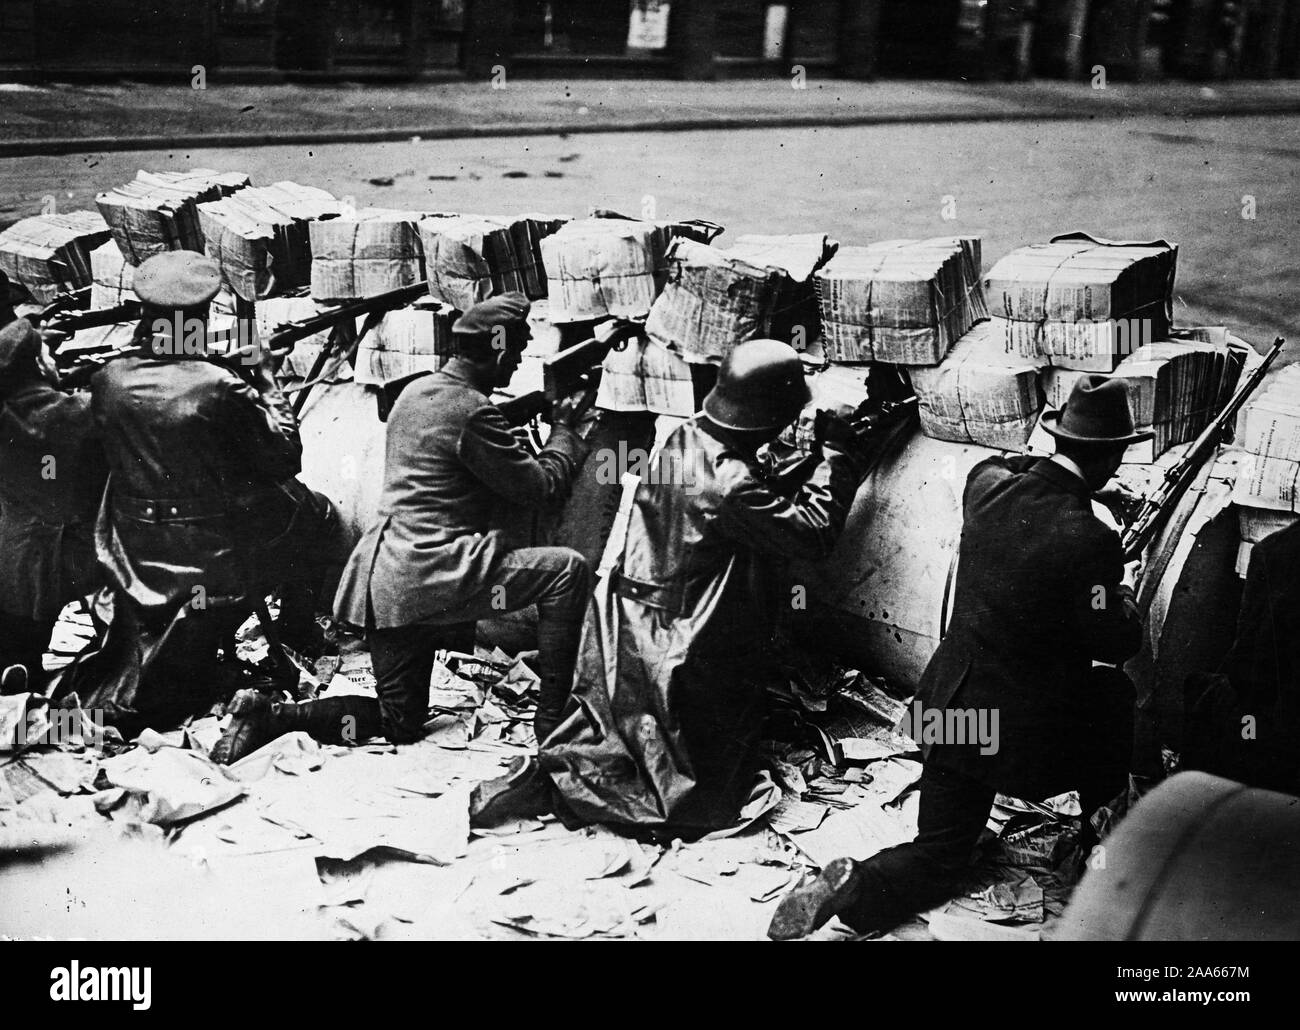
[{"left": 1121, "top": 335, "right": 1285, "bottom": 560}]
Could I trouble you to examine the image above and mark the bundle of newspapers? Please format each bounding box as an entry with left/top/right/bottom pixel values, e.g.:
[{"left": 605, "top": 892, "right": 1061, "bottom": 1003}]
[
  {"left": 908, "top": 319, "right": 1043, "bottom": 450},
  {"left": 595, "top": 334, "right": 695, "bottom": 417},
  {"left": 1235, "top": 503, "right": 1298, "bottom": 577},
  {"left": 310, "top": 209, "right": 428, "bottom": 302},
  {"left": 541, "top": 214, "right": 725, "bottom": 324},
  {"left": 586, "top": 209, "right": 725, "bottom": 290},
  {"left": 645, "top": 239, "right": 786, "bottom": 363},
  {"left": 815, "top": 236, "right": 986, "bottom": 365},
  {"left": 1040, "top": 328, "right": 1245, "bottom": 463},
  {"left": 721, "top": 232, "right": 839, "bottom": 347},
  {"left": 420, "top": 215, "right": 530, "bottom": 312},
  {"left": 353, "top": 298, "right": 458, "bottom": 387},
  {"left": 89, "top": 240, "right": 136, "bottom": 308},
  {"left": 1232, "top": 363, "right": 1300, "bottom": 515},
  {"left": 96, "top": 168, "right": 250, "bottom": 264},
  {"left": 984, "top": 233, "right": 1178, "bottom": 372},
  {"left": 484, "top": 212, "right": 569, "bottom": 300},
  {"left": 540, "top": 218, "right": 661, "bottom": 323},
  {"left": 0, "top": 210, "right": 112, "bottom": 304},
  {"left": 198, "top": 181, "right": 344, "bottom": 301}
]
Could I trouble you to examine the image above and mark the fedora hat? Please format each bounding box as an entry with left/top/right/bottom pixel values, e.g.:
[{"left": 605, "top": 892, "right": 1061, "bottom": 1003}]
[{"left": 1041, "top": 373, "right": 1153, "bottom": 446}]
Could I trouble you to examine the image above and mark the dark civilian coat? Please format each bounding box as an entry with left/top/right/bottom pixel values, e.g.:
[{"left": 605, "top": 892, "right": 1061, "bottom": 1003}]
[
  {"left": 540, "top": 417, "right": 859, "bottom": 836},
  {"left": 0, "top": 380, "right": 107, "bottom": 620},
  {"left": 917, "top": 455, "right": 1143, "bottom": 800},
  {"left": 333, "top": 358, "right": 588, "bottom": 629},
  {"left": 1184, "top": 520, "right": 1300, "bottom": 795}
]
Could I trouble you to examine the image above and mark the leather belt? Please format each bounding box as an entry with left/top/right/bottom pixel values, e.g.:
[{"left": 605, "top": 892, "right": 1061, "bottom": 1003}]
[
  {"left": 113, "top": 486, "right": 284, "bottom": 523},
  {"left": 608, "top": 567, "right": 683, "bottom": 615}
]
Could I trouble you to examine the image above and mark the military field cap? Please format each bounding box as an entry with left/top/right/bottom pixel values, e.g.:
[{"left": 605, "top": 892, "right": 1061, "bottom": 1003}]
[
  {"left": 134, "top": 250, "right": 222, "bottom": 310},
  {"left": 0, "top": 318, "right": 43, "bottom": 383},
  {"left": 451, "top": 292, "right": 531, "bottom": 336},
  {"left": 1042, "top": 373, "right": 1153, "bottom": 446}
]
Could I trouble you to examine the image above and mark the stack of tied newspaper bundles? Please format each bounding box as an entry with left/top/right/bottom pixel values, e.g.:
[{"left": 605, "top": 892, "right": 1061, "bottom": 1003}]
[
  {"left": 419, "top": 215, "right": 531, "bottom": 313},
  {"left": 645, "top": 239, "right": 787, "bottom": 363},
  {"left": 1233, "top": 363, "right": 1300, "bottom": 517},
  {"left": 907, "top": 319, "right": 1044, "bottom": 450},
  {"left": 722, "top": 232, "right": 838, "bottom": 348},
  {"left": 96, "top": 168, "right": 250, "bottom": 264},
  {"left": 310, "top": 209, "right": 428, "bottom": 302},
  {"left": 585, "top": 209, "right": 725, "bottom": 291},
  {"left": 198, "top": 182, "right": 344, "bottom": 301},
  {"left": 814, "top": 236, "right": 987, "bottom": 365},
  {"left": 541, "top": 215, "right": 724, "bottom": 324},
  {"left": 1038, "top": 328, "right": 1246, "bottom": 463},
  {"left": 484, "top": 212, "right": 570, "bottom": 300},
  {"left": 0, "top": 210, "right": 112, "bottom": 304},
  {"left": 984, "top": 232, "right": 1178, "bottom": 372}
]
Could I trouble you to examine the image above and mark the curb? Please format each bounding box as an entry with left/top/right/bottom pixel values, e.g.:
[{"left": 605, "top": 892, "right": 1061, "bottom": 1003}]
[{"left": 4, "top": 101, "right": 1300, "bottom": 158}]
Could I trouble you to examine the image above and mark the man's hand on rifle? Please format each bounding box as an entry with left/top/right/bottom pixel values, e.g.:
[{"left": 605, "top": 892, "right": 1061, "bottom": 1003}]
[
  {"left": 1094, "top": 480, "right": 1143, "bottom": 526},
  {"left": 1122, "top": 559, "right": 1143, "bottom": 593},
  {"left": 552, "top": 385, "right": 600, "bottom": 437},
  {"left": 813, "top": 409, "right": 857, "bottom": 452}
]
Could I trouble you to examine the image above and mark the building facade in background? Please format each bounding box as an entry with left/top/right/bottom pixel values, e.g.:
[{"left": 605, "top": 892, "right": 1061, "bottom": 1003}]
[{"left": 2, "top": 0, "right": 1299, "bottom": 81}]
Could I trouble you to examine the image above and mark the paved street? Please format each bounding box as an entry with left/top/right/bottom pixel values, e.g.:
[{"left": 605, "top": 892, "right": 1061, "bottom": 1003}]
[{"left": 3, "top": 113, "right": 1296, "bottom": 350}]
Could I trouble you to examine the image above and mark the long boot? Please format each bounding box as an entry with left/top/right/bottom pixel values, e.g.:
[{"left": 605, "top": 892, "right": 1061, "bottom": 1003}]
[
  {"left": 533, "top": 615, "right": 583, "bottom": 744},
  {"left": 212, "top": 691, "right": 382, "bottom": 764}
]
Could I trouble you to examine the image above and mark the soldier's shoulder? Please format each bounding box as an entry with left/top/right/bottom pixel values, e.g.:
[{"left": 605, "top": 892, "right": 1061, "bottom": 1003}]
[{"left": 390, "top": 373, "right": 483, "bottom": 428}]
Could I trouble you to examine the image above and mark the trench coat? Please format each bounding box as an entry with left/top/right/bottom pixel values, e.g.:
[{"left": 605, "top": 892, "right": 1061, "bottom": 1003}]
[
  {"left": 333, "top": 358, "right": 588, "bottom": 629},
  {"left": 916, "top": 455, "right": 1143, "bottom": 800},
  {"left": 0, "top": 380, "right": 107, "bottom": 620},
  {"left": 540, "top": 417, "right": 859, "bottom": 836}
]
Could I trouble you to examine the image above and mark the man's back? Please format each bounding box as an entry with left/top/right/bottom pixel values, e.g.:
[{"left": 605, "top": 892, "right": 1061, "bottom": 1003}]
[
  {"left": 919, "top": 454, "right": 1141, "bottom": 797},
  {"left": 340, "top": 357, "right": 587, "bottom": 628},
  {"left": 92, "top": 355, "right": 299, "bottom": 504}
]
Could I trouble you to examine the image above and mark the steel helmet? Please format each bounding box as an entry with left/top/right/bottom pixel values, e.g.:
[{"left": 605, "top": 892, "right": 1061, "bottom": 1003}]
[{"left": 703, "top": 338, "right": 811, "bottom": 432}]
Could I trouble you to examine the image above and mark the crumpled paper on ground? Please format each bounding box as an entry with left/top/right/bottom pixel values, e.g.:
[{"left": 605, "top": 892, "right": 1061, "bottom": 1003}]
[
  {"left": 99, "top": 746, "right": 245, "bottom": 825},
  {"left": 226, "top": 731, "right": 325, "bottom": 782}
]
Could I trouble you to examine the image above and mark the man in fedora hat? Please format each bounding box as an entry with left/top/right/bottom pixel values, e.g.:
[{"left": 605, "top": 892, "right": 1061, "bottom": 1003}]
[
  {"left": 471, "top": 339, "right": 869, "bottom": 833},
  {"left": 58, "top": 251, "right": 341, "bottom": 733},
  {"left": 214, "top": 292, "right": 597, "bottom": 762},
  {"left": 770, "top": 374, "right": 1147, "bottom": 939},
  {"left": 0, "top": 317, "right": 107, "bottom": 694}
]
